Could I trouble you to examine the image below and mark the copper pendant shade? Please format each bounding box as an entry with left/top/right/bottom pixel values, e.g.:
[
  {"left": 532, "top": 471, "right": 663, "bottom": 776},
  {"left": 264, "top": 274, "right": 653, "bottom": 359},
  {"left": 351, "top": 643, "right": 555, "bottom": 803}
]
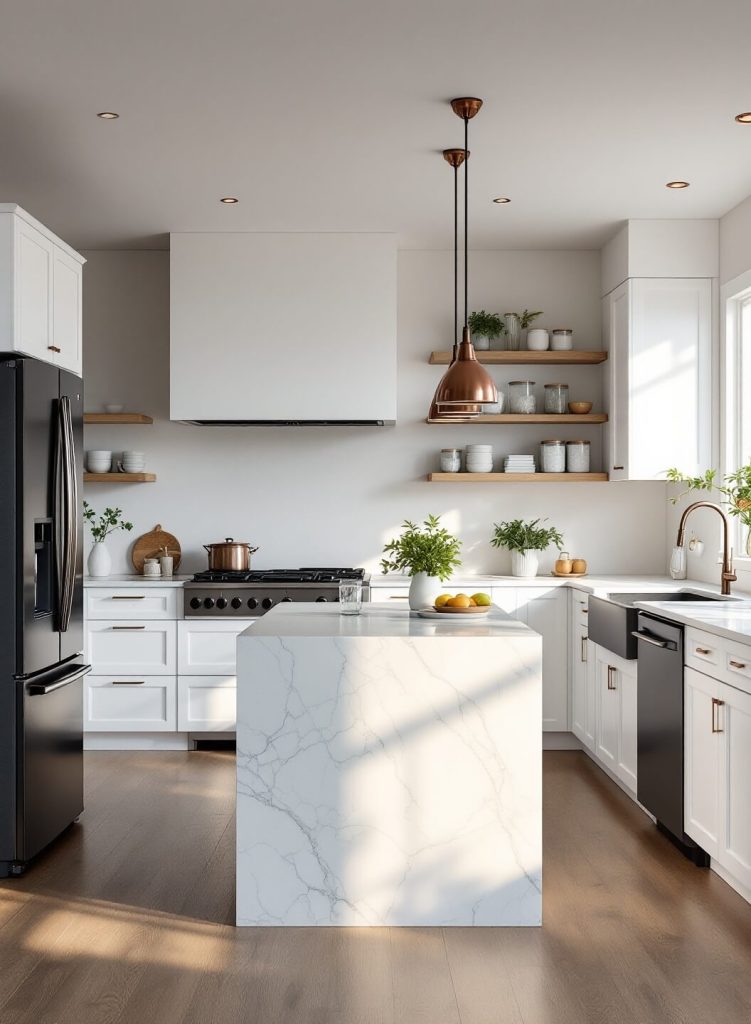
[{"left": 430, "top": 97, "right": 497, "bottom": 415}]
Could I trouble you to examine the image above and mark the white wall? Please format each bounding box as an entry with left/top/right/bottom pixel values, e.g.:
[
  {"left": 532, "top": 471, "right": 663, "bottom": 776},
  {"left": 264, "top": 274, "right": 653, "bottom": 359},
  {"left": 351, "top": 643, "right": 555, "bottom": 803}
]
[
  {"left": 81, "top": 248, "right": 668, "bottom": 577},
  {"left": 720, "top": 194, "right": 751, "bottom": 286}
]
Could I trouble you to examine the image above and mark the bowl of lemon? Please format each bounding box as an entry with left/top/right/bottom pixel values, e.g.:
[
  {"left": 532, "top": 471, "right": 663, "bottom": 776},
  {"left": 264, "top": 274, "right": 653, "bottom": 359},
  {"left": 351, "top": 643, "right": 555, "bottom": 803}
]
[{"left": 421, "top": 592, "right": 493, "bottom": 617}]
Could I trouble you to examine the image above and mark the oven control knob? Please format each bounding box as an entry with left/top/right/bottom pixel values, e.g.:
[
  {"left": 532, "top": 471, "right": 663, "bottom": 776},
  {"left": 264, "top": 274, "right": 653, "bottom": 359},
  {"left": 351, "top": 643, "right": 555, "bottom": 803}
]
[
  {"left": 216, "top": 597, "right": 227, "bottom": 610},
  {"left": 203, "top": 598, "right": 215, "bottom": 609},
  {"left": 231, "top": 597, "right": 242, "bottom": 609},
  {"left": 316, "top": 596, "right": 328, "bottom": 603},
  {"left": 247, "top": 597, "right": 258, "bottom": 610},
  {"left": 281, "top": 596, "right": 293, "bottom": 603},
  {"left": 190, "top": 597, "right": 201, "bottom": 609},
  {"left": 262, "top": 597, "right": 274, "bottom": 610}
]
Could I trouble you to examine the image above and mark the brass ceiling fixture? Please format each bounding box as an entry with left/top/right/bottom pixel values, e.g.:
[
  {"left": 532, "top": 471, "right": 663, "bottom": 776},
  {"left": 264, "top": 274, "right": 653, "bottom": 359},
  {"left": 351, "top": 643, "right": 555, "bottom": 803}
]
[
  {"left": 665, "top": 180, "right": 690, "bottom": 189},
  {"left": 431, "top": 97, "right": 498, "bottom": 414},
  {"left": 735, "top": 112, "right": 751, "bottom": 123}
]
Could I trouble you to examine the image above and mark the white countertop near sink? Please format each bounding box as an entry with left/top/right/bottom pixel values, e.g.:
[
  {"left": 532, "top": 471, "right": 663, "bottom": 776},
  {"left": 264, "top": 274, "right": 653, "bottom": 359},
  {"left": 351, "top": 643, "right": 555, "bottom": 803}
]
[
  {"left": 371, "top": 573, "right": 747, "bottom": 598},
  {"left": 84, "top": 574, "right": 191, "bottom": 587},
  {"left": 633, "top": 599, "right": 751, "bottom": 645}
]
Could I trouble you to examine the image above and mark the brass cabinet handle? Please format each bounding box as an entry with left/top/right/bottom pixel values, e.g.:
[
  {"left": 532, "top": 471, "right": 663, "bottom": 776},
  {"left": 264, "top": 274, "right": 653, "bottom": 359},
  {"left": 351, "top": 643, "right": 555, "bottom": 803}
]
[
  {"left": 729, "top": 659, "right": 747, "bottom": 670},
  {"left": 711, "top": 697, "right": 725, "bottom": 733},
  {"left": 613, "top": 465, "right": 624, "bottom": 471},
  {"left": 111, "top": 625, "right": 146, "bottom": 630},
  {"left": 581, "top": 608, "right": 589, "bottom": 614},
  {"left": 110, "top": 595, "right": 146, "bottom": 600},
  {"left": 607, "top": 665, "right": 617, "bottom": 690},
  {"left": 389, "top": 595, "right": 409, "bottom": 599},
  {"left": 111, "top": 680, "right": 145, "bottom": 685},
  {"left": 696, "top": 647, "right": 712, "bottom": 656},
  {"left": 581, "top": 636, "right": 588, "bottom": 662},
  {"left": 47, "top": 345, "right": 61, "bottom": 353}
]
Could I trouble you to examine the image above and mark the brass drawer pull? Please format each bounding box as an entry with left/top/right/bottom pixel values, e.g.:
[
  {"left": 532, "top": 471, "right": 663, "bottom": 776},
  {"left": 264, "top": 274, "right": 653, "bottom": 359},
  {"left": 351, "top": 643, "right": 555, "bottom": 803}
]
[
  {"left": 607, "top": 665, "right": 617, "bottom": 690},
  {"left": 696, "top": 647, "right": 712, "bottom": 655},
  {"left": 111, "top": 625, "right": 146, "bottom": 630},
  {"left": 729, "top": 659, "right": 747, "bottom": 670},
  {"left": 581, "top": 608, "right": 589, "bottom": 614},
  {"left": 111, "top": 680, "right": 145, "bottom": 685},
  {"left": 581, "top": 636, "right": 588, "bottom": 662},
  {"left": 389, "top": 595, "right": 409, "bottom": 599},
  {"left": 47, "top": 345, "right": 61, "bottom": 353},
  {"left": 711, "top": 697, "right": 725, "bottom": 733},
  {"left": 110, "top": 595, "right": 146, "bottom": 600}
]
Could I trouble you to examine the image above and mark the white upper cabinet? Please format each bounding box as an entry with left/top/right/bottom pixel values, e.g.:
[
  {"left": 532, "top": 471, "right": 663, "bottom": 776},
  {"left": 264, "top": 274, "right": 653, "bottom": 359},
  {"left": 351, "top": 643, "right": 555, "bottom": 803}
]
[
  {"left": 0, "top": 205, "right": 84, "bottom": 375},
  {"left": 603, "top": 277, "right": 713, "bottom": 480},
  {"left": 170, "top": 232, "right": 397, "bottom": 424}
]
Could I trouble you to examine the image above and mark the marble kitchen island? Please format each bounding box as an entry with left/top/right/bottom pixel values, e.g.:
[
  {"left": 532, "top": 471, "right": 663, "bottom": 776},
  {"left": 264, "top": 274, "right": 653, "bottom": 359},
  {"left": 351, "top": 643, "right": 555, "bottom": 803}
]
[{"left": 236, "top": 603, "right": 542, "bottom": 927}]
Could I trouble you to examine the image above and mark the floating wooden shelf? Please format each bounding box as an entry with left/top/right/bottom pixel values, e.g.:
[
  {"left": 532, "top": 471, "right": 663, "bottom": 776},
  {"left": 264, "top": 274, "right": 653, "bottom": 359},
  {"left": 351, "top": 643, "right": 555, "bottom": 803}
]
[
  {"left": 84, "top": 413, "right": 153, "bottom": 424},
  {"left": 429, "top": 350, "right": 607, "bottom": 365},
  {"left": 427, "top": 413, "right": 608, "bottom": 424},
  {"left": 84, "top": 473, "right": 156, "bottom": 483},
  {"left": 428, "top": 472, "right": 609, "bottom": 483}
]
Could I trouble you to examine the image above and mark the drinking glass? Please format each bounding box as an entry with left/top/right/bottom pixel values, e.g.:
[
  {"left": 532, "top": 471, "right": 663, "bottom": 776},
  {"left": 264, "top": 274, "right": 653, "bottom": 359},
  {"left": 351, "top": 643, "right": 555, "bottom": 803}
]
[{"left": 339, "top": 581, "right": 363, "bottom": 615}]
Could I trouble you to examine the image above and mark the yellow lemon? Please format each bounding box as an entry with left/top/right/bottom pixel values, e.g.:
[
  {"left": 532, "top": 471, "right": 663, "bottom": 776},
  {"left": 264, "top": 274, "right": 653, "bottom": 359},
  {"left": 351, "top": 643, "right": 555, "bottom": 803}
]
[
  {"left": 471, "top": 592, "right": 492, "bottom": 606},
  {"left": 434, "top": 594, "right": 452, "bottom": 608},
  {"left": 448, "top": 594, "right": 471, "bottom": 609}
]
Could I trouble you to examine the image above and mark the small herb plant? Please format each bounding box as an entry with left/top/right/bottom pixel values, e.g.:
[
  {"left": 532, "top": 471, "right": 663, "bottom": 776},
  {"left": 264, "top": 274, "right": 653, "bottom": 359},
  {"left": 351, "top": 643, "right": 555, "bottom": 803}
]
[
  {"left": 666, "top": 463, "right": 751, "bottom": 526},
  {"left": 381, "top": 514, "right": 462, "bottom": 580},
  {"left": 519, "top": 309, "right": 544, "bottom": 329},
  {"left": 83, "top": 501, "right": 134, "bottom": 543},
  {"left": 490, "top": 518, "right": 564, "bottom": 553},
  {"left": 468, "top": 310, "right": 503, "bottom": 340}
]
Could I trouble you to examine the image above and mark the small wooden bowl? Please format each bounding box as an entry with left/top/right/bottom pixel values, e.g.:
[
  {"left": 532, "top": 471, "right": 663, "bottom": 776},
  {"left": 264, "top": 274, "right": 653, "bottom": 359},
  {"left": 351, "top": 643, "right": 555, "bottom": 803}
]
[{"left": 568, "top": 401, "right": 593, "bottom": 414}]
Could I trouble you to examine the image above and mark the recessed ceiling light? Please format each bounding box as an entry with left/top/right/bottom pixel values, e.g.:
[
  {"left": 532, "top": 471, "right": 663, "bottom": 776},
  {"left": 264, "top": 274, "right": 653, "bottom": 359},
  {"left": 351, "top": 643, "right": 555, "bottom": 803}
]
[
  {"left": 665, "top": 180, "right": 690, "bottom": 189},
  {"left": 220, "top": 197, "right": 239, "bottom": 204},
  {"left": 735, "top": 112, "right": 751, "bottom": 124},
  {"left": 492, "top": 197, "right": 511, "bottom": 204},
  {"left": 97, "top": 111, "right": 119, "bottom": 119}
]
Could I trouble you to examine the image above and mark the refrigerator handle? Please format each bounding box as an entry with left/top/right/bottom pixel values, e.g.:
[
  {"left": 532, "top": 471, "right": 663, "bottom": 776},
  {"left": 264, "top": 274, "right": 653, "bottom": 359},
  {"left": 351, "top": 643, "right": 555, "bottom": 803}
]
[
  {"left": 54, "top": 397, "right": 77, "bottom": 633},
  {"left": 53, "top": 399, "right": 66, "bottom": 630}
]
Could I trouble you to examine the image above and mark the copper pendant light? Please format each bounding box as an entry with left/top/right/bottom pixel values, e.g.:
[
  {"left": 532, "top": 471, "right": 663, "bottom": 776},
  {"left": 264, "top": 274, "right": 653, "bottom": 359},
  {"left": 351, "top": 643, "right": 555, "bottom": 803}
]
[{"left": 431, "top": 97, "right": 498, "bottom": 412}]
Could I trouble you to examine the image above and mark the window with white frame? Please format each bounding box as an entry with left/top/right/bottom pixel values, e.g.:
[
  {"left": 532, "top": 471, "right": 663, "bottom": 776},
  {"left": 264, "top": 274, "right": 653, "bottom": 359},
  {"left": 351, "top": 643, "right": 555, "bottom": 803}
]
[{"left": 724, "top": 281, "right": 751, "bottom": 557}]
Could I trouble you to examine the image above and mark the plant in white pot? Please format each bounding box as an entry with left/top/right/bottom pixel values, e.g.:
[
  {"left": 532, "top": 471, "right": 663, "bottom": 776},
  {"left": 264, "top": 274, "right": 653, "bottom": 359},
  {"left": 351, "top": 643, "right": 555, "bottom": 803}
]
[
  {"left": 83, "top": 501, "right": 133, "bottom": 578},
  {"left": 381, "top": 514, "right": 462, "bottom": 610},
  {"left": 467, "top": 310, "right": 503, "bottom": 351},
  {"left": 490, "top": 518, "right": 564, "bottom": 578}
]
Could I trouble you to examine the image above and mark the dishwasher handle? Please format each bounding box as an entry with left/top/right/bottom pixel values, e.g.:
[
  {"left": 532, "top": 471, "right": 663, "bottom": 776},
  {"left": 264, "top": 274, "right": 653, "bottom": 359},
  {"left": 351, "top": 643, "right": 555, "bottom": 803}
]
[{"left": 631, "top": 630, "right": 677, "bottom": 652}]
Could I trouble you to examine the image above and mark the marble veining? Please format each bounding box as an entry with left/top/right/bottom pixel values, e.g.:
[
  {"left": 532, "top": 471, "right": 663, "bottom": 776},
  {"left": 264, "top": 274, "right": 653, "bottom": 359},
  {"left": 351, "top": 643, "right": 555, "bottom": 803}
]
[{"left": 236, "top": 604, "right": 542, "bottom": 926}]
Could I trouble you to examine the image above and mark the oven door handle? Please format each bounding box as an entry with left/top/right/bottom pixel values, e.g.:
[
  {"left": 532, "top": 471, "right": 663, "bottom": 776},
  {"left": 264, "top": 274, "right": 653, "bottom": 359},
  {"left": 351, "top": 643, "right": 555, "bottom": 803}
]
[{"left": 632, "top": 630, "right": 676, "bottom": 651}]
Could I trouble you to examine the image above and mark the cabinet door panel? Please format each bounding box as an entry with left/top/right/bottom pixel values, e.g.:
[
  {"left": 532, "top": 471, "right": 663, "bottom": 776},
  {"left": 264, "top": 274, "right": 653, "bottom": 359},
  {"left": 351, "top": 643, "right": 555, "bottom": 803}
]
[
  {"left": 52, "top": 248, "right": 82, "bottom": 375},
  {"left": 86, "top": 621, "right": 176, "bottom": 675},
  {"left": 605, "top": 282, "right": 630, "bottom": 479},
  {"left": 178, "top": 675, "right": 236, "bottom": 731},
  {"left": 684, "top": 667, "right": 720, "bottom": 857},
  {"left": 617, "top": 662, "right": 638, "bottom": 792},
  {"left": 521, "top": 588, "right": 567, "bottom": 731},
  {"left": 572, "top": 622, "right": 594, "bottom": 750},
  {"left": 15, "top": 222, "right": 52, "bottom": 360},
  {"left": 178, "top": 620, "right": 254, "bottom": 675},
  {"left": 595, "top": 648, "right": 619, "bottom": 771},
  {"left": 718, "top": 682, "right": 751, "bottom": 888}
]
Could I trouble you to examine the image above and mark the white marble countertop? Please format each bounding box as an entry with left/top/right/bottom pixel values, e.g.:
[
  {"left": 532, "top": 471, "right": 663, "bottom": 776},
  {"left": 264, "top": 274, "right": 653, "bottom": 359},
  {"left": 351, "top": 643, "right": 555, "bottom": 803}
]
[
  {"left": 240, "top": 601, "right": 534, "bottom": 639},
  {"left": 83, "top": 574, "right": 191, "bottom": 587},
  {"left": 370, "top": 573, "right": 745, "bottom": 597},
  {"left": 634, "top": 598, "right": 751, "bottom": 645}
]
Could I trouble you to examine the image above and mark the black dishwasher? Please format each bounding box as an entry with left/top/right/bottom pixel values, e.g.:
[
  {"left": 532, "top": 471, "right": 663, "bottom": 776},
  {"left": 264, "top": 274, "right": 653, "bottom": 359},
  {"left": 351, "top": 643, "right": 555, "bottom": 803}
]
[{"left": 634, "top": 612, "right": 708, "bottom": 865}]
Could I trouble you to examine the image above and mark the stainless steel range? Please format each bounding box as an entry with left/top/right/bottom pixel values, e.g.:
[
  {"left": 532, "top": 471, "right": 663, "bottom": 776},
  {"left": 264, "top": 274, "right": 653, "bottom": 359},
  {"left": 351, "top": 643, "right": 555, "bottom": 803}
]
[{"left": 184, "top": 568, "right": 370, "bottom": 617}]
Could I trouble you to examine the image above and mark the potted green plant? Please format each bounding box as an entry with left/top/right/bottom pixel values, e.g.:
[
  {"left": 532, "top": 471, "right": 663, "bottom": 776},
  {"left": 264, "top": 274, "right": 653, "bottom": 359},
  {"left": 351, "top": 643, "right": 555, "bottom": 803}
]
[
  {"left": 490, "top": 518, "right": 564, "bottom": 577},
  {"left": 468, "top": 310, "right": 503, "bottom": 351},
  {"left": 381, "top": 514, "right": 462, "bottom": 609},
  {"left": 667, "top": 462, "right": 751, "bottom": 555},
  {"left": 83, "top": 501, "right": 134, "bottom": 578}
]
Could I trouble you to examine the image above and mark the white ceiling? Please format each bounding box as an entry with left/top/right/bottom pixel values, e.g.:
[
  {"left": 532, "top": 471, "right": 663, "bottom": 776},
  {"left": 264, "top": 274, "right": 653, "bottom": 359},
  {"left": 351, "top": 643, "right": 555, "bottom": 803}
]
[{"left": 2, "top": 0, "right": 750, "bottom": 251}]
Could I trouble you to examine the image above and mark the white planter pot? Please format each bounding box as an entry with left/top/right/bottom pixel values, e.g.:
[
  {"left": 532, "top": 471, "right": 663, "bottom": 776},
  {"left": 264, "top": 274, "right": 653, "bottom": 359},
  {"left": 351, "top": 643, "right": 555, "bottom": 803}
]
[
  {"left": 510, "top": 550, "right": 539, "bottom": 578},
  {"left": 409, "top": 572, "right": 443, "bottom": 611},
  {"left": 473, "top": 334, "right": 490, "bottom": 351},
  {"left": 87, "top": 541, "right": 112, "bottom": 578}
]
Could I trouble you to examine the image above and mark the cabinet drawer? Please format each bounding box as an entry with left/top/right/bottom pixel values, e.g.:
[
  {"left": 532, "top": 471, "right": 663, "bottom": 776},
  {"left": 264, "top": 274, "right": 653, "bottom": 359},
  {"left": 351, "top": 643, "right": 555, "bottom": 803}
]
[
  {"left": 85, "top": 675, "right": 176, "bottom": 732},
  {"left": 85, "top": 587, "right": 179, "bottom": 620},
  {"left": 178, "top": 675, "right": 236, "bottom": 732},
  {"left": 370, "top": 588, "right": 410, "bottom": 603},
  {"left": 571, "top": 591, "right": 590, "bottom": 624},
  {"left": 724, "top": 644, "right": 751, "bottom": 694},
  {"left": 685, "top": 627, "right": 721, "bottom": 673},
  {"left": 178, "top": 620, "right": 254, "bottom": 675},
  {"left": 86, "top": 621, "right": 176, "bottom": 675}
]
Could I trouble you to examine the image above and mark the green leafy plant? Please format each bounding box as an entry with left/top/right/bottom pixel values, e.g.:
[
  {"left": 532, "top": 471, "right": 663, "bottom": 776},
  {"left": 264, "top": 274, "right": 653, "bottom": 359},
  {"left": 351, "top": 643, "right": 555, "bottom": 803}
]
[
  {"left": 490, "top": 518, "right": 564, "bottom": 553},
  {"left": 83, "top": 501, "right": 134, "bottom": 543},
  {"left": 519, "top": 309, "right": 544, "bottom": 329},
  {"left": 666, "top": 463, "right": 751, "bottom": 526},
  {"left": 381, "top": 514, "right": 462, "bottom": 580},
  {"left": 468, "top": 310, "right": 503, "bottom": 340}
]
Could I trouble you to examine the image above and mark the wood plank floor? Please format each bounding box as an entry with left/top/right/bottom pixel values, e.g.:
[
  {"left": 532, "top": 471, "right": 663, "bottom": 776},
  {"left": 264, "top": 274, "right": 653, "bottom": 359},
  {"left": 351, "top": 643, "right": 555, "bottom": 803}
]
[{"left": 1, "top": 750, "right": 750, "bottom": 1023}]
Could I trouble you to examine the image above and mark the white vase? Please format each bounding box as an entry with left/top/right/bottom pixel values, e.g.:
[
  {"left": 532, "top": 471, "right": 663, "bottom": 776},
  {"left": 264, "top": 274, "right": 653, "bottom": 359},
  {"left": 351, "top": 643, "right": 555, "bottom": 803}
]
[
  {"left": 409, "top": 572, "right": 443, "bottom": 610},
  {"left": 511, "top": 550, "right": 539, "bottom": 578},
  {"left": 88, "top": 541, "right": 111, "bottom": 578},
  {"left": 473, "top": 334, "right": 490, "bottom": 351}
]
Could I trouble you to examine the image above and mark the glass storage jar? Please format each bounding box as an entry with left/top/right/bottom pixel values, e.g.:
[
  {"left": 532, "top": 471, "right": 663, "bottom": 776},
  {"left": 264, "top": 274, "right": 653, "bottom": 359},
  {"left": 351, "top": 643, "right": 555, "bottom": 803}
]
[
  {"left": 439, "top": 448, "right": 462, "bottom": 473},
  {"left": 543, "top": 383, "right": 569, "bottom": 414},
  {"left": 508, "top": 380, "right": 537, "bottom": 414},
  {"left": 566, "top": 440, "right": 591, "bottom": 472},
  {"left": 540, "top": 440, "right": 566, "bottom": 473}
]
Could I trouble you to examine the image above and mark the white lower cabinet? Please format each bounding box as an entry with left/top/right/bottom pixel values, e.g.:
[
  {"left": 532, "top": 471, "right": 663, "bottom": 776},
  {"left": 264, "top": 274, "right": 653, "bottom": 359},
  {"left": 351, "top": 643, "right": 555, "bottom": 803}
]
[
  {"left": 86, "top": 620, "right": 177, "bottom": 676},
  {"left": 685, "top": 666, "right": 751, "bottom": 890},
  {"left": 593, "top": 645, "right": 637, "bottom": 792},
  {"left": 178, "top": 675, "right": 237, "bottom": 732},
  {"left": 178, "top": 619, "right": 254, "bottom": 675},
  {"left": 85, "top": 675, "right": 177, "bottom": 732},
  {"left": 571, "top": 622, "right": 595, "bottom": 752}
]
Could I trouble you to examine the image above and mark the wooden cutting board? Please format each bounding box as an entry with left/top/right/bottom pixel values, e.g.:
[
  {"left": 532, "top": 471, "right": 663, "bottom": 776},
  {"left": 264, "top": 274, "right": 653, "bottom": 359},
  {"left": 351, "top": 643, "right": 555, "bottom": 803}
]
[{"left": 131, "top": 524, "right": 182, "bottom": 573}]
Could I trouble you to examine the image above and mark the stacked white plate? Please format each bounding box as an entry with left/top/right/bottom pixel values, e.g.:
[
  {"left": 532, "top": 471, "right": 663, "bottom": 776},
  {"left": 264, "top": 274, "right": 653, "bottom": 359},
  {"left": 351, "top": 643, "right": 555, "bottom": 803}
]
[
  {"left": 504, "top": 454, "right": 536, "bottom": 474},
  {"left": 121, "top": 450, "right": 146, "bottom": 473},
  {"left": 465, "top": 444, "right": 493, "bottom": 473}
]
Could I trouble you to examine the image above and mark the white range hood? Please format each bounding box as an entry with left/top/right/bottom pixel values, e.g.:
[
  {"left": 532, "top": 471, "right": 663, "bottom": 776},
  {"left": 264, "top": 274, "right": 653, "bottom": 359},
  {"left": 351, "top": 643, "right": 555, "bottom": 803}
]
[{"left": 170, "top": 232, "right": 397, "bottom": 424}]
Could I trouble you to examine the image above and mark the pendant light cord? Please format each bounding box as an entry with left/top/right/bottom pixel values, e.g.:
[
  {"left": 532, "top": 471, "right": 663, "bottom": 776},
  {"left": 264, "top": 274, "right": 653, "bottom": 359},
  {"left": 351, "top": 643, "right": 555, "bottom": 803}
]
[
  {"left": 454, "top": 163, "right": 459, "bottom": 350},
  {"left": 464, "top": 114, "right": 469, "bottom": 329}
]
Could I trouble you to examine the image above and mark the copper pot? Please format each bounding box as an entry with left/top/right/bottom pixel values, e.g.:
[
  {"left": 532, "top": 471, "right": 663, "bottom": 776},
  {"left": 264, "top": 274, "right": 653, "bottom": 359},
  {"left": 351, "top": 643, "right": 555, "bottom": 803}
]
[{"left": 203, "top": 538, "right": 259, "bottom": 572}]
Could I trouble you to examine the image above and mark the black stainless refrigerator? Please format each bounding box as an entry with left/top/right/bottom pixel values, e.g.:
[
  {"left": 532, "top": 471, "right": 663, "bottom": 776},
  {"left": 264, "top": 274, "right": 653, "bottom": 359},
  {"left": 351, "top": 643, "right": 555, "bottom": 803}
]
[{"left": 0, "top": 356, "right": 90, "bottom": 877}]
